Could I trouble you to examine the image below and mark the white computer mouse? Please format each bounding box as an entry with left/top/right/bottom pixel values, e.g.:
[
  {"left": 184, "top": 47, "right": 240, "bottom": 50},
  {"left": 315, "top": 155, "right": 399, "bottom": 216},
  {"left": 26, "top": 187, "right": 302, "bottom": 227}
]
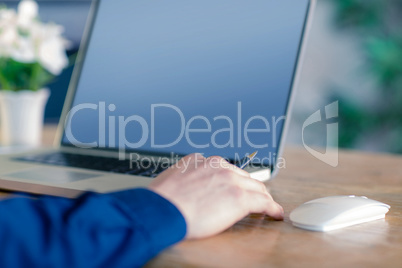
[{"left": 289, "top": 195, "right": 390, "bottom": 232}]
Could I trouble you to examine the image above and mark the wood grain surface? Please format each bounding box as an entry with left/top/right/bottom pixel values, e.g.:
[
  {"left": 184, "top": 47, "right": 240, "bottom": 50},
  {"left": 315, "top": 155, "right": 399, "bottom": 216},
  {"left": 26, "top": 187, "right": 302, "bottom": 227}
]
[{"left": 146, "top": 147, "right": 402, "bottom": 268}]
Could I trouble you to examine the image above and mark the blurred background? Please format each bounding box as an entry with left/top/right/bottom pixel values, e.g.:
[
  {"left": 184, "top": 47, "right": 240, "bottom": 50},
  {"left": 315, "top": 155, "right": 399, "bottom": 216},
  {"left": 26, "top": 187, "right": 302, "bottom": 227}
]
[
  {"left": 290, "top": 0, "right": 402, "bottom": 155},
  {"left": 2, "top": 0, "right": 401, "bottom": 154}
]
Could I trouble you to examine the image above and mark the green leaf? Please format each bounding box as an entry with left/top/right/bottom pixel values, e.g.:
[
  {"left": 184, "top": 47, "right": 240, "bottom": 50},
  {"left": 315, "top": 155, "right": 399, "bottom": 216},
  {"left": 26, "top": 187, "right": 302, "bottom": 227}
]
[{"left": 0, "top": 58, "right": 55, "bottom": 91}]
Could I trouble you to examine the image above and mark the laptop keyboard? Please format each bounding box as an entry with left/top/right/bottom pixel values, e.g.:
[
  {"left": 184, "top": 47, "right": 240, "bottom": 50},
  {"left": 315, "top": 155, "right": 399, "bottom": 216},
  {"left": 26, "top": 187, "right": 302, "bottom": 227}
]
[{"left": 15, "top": 152, "right": 170, "bottom": 178}]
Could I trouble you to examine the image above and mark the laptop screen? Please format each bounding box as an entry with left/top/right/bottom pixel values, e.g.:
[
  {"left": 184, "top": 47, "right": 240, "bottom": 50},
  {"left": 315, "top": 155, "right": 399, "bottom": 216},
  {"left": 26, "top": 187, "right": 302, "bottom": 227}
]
[{"left": 62, "top": 0, "right": 310, "bottom": 166}]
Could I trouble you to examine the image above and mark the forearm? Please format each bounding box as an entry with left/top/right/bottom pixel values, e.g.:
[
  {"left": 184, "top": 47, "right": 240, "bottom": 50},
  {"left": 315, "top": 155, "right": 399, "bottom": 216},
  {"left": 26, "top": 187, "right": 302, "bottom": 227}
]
[{"left": 0, "top": 188, "right": 186, "bottom": 268}]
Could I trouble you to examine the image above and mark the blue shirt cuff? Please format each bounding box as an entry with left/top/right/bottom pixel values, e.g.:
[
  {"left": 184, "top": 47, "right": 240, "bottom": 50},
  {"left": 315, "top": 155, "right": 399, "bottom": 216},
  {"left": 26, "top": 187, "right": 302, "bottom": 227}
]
[{"left": 107, "top": 188, "right": 187, "bottom": 250}]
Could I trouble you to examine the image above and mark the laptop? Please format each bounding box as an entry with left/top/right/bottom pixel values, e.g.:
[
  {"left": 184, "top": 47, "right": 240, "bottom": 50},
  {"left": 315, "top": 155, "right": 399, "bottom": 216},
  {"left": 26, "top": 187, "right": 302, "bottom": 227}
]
[{"left": 0, "top": 0, "right": 315, "bottom": 198}]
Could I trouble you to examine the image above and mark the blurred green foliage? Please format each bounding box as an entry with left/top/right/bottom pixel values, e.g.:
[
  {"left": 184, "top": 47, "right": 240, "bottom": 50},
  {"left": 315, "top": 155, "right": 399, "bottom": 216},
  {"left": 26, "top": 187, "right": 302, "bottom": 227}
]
[
  {"left": 0, "top": 59, "right": 53, "bottom": 91},
  {"left": 0, "top": 53, "right": 77, "bottom": 92},
  {"left": 331, "top": 0, "right": 402, "bottom": 153}
]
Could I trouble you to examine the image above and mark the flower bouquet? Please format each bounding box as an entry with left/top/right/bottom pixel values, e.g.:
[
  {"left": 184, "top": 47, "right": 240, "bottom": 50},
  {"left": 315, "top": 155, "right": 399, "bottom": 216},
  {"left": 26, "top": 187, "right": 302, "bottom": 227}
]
[{"left": 0, "top": 0, "right": 70, "bottom": 147}]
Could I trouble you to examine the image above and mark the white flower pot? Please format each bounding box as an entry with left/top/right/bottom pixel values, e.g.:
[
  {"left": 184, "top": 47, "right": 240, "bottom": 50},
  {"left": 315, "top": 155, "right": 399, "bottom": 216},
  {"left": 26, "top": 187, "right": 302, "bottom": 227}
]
[{"left": 0, "top": 89, "right": 50, "bottom": 147}]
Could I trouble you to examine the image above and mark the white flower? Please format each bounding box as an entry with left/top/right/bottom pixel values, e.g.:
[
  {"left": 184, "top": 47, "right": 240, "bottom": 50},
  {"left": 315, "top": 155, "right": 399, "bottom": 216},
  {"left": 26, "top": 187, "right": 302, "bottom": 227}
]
[
  {"left": 0, "top": 8, "right": 17, "bottom": 24},
  {"left": 10, "top": 36, "right": 36, "bottom": 63},
  {"left": 17, "top": 0, "right": 38, "bottom": 27},
  {"left": 38, "top": 36, "right": 69, "bottom": 75},
  {"left": 0, "top": 25, "right": 18, "bottom": 45},
  {"left": 0, "top": 9, "right": 18, "bottom": 58},
  {"left": 0, "top": 0, "right": 69, "bottom": 74}
]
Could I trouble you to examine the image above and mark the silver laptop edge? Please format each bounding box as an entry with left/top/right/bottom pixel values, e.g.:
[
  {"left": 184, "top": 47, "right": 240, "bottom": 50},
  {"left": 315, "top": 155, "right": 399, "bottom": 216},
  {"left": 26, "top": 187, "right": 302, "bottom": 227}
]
[{"left": 271, "top": 0, "right": 316, "bottom": 178}]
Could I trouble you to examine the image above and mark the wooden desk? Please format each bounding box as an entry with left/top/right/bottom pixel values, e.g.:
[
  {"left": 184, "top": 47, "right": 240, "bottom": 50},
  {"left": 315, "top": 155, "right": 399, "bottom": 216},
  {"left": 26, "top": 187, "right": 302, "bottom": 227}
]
[
  {"left": 42, "top": 124, "right": 59, "bottom": 147},
  {"left": 1, "top": 125, "right": 402, "bottom": 267},
  {"left": 146, "top": 148, "right": 402, "bottom": 267}
]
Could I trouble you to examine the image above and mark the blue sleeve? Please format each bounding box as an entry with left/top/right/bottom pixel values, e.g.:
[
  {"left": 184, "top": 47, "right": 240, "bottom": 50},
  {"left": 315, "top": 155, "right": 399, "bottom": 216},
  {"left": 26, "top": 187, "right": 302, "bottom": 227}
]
[{"left": 0, "top": 188, "right": 186, "bottom": 268}]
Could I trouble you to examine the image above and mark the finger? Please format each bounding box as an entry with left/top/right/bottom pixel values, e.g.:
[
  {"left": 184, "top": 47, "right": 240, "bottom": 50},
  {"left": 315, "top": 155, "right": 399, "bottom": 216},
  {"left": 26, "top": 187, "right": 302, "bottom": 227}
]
[
  {"left": 188, "top": 153, "right": 207, "bottom": 168},
  {"left": 226, "top": 162, "right": 251, "bottom": 177},
  {"left": 207, "top": 156, "right": 250, "bottom": 177},
  {"left": 244, "top": 191, "right": 284, "bottom": 220},
  {"left": 181, "top": 153, "right": 206, "bottom": 164},
  {"left": 206, "top": 156, "right": 267, "bottom": 194},
  {"left": 169, "top": 153, "right": 206, "bottom": 171},
  {"left": 232, "top": 173, "right": 270, "bottom": 195}
]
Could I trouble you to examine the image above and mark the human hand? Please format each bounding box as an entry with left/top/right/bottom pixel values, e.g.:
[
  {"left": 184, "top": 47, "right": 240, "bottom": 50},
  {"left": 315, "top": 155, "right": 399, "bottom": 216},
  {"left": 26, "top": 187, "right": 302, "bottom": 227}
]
[{"left": 149, "top": 153, "right": 284, "bottom": 240}]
